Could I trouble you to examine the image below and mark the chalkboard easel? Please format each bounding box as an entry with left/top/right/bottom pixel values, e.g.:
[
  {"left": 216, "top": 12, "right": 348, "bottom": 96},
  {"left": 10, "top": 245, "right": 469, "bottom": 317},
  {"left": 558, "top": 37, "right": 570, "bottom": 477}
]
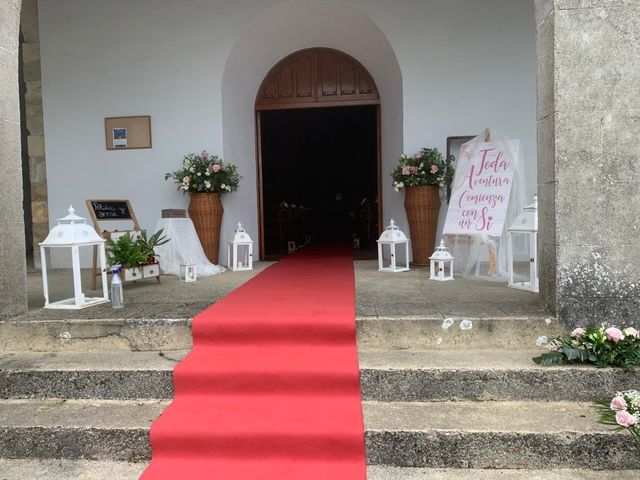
[{"left": 86, "top": 199, "right": 142, "bottom": 290}]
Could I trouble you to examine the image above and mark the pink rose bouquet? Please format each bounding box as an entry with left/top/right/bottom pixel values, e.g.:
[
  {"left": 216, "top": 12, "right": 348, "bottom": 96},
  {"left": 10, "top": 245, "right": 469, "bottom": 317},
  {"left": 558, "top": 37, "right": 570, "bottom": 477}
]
[
  {"left": 166, "top": 151, "right": 240, "bottom": 194},
  {"left": 533, "top": 324, "right": 640, "bottom": 369},
  {"left": 595, "top": 390, "right": 640, "bottom": 443},
  {"left": 391, "top": 148, "right": 454, "bottom": 196}
]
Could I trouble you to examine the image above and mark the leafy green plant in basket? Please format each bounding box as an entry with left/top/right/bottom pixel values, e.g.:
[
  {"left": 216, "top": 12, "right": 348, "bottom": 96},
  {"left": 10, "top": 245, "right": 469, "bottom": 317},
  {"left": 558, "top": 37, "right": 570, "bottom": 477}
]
[
  {"left": 533, "top": 325, "right": 640, "bottom": 369},
  {"left": 136, "top": 229, "right": 170, "bottom": 264},
  {"left": 105, "top": 233, "right": 148, "bottom": 268}
]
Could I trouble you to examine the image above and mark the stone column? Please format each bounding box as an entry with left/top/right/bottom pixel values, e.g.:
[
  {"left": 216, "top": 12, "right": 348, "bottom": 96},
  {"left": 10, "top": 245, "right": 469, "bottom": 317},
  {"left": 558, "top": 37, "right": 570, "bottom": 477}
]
[
  {"left": 0, "top": 0, "right": 27, "bottom": 318},
  {"left": 20, "top": 0, "right": 48, "bottom": 269},
  {"left": 536, "top": 0, "right": 640, "bottom": 326}
]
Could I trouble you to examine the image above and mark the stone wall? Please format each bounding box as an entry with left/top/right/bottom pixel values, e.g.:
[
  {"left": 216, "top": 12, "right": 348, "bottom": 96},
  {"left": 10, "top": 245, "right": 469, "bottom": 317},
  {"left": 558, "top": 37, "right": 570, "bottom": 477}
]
[
  {"left": 536, "top": 0, "right": 640, "bottom": 326},
  {"left": 20, "top": 0, "right": 47, "bottom": 269},
  {"left": 0, "top": 0, "right": 27, "bottom": 318}
]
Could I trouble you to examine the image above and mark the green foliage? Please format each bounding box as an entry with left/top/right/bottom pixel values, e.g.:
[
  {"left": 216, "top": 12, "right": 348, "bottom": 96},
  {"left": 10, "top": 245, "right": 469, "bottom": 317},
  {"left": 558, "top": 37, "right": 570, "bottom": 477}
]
[
  {"left": 106, "top": 233, "right": 148, "bottom": 268},
  {"left": 165, "top": 151, "right": 240, "bottom": 194},
  {"left": 106, "top": 230, "right": 172, "bottom": 267},
  {"left": 391, "top": 148, "right": 455, "bottom": 194},
  {"left": 137, "top": 228, "right": 170, "bottom": 259},
  {"left": 533, "top": 325, "right": 640, "bottom": 370}
]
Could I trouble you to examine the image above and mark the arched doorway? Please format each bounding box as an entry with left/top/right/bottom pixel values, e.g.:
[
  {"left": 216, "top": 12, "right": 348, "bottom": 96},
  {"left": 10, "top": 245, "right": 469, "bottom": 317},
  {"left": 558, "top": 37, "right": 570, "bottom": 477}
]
[{"left": 255, "top": 48, "right": 382, "bottom": 258}]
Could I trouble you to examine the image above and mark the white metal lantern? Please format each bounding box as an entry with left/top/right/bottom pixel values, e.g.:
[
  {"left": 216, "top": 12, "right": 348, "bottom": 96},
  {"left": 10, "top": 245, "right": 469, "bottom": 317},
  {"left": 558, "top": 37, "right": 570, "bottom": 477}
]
[
  {"left": 507, "top": 195, "right": 539, "bottom": 292},
  {"left": 377, "top": 219, "right": 410, "bottom": 273},
  {"left": 180, "top": 262, "right": 197, "bottom": 282},
  {"left": 429, "top": 239, "right": 455, "bottom": 281},
  {"left": 228, "top": 222, "right": 254, "bottom": 271},
  {"left": 39, "top": 205, "right": 109, "bottom": 309}
]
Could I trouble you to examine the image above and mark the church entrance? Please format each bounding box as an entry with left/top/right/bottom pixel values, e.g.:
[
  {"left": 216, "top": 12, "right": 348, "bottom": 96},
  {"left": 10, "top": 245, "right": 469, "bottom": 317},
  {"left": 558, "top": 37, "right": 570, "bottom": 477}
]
[{"left": 255, "top": 48, "right": 382, "bottom": 259}]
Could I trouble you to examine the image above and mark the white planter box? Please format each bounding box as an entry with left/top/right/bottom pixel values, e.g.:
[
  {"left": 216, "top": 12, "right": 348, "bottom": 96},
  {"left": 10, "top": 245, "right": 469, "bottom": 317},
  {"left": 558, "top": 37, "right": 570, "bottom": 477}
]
[
  {"left": 143, "top": 264, "right": 160, "bottom": 278},
  {"left": 123, "top": 267, "right": 142, "bottom": 282}
]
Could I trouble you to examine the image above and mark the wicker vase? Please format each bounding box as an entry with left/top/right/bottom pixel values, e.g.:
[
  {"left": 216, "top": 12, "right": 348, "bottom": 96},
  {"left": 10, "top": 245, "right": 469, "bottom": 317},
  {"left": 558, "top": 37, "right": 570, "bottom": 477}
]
[
  {"left": 188, "top": 193, "right": 223, "bottom": 264},
  {"left": 404, "top": 186, "right": 441, "bottom": 266}
]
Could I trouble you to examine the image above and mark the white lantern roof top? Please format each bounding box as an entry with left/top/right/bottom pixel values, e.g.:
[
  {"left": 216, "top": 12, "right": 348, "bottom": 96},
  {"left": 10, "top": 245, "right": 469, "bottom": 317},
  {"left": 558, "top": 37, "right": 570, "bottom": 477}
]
[
  {"left": 508, "top": 195, "right": 538, "bottom": 233},
  {"left": 230, "top": 222, "right": 253, "bottom": 244},
  {"left": 377, "top": 219, "right": 409, "bottom": 244},
  {"left": 430, "top": 239, "right": 454, "bottom": 261},
  {"left": 40, "top": 205, "right": 105, "bottom": 247}
]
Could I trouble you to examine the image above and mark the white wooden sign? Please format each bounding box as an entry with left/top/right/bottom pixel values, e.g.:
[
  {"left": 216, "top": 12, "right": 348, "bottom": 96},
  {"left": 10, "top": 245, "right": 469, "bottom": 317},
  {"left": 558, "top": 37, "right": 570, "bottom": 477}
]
[{"left": 443, "top": 140, "right": 519, "bottom": 236}]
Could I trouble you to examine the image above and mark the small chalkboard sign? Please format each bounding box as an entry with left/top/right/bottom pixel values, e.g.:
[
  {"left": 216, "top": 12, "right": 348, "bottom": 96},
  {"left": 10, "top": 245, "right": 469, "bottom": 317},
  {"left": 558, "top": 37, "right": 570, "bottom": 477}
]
[
  {"left": 86, "top": 199, "right": 142, "bottom": 290},
  {"left": 88, "top": 200, "right": 132, "bottom": 220},
  {"left": 86, "top": 199, "right": 140, "bottom": 231}
]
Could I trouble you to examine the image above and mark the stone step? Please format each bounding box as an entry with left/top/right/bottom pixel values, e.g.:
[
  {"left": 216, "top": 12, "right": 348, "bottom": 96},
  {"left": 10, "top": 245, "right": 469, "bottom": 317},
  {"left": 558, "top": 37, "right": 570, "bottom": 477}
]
[
  {"left": 0, "top": 399, "right": 165, "bottom": 462},
  {"left": 1, "top": 462, "right": 637, "bottom": 480},
  {"left": 359, "top": 349, "right": 640, "bottom": 401},
  {"left": 366, "top": 467, "right": 640, "bottom": 479},
  {"left": 0, "top": 318, "right": 192, "bottom": 352},
  {"left": 0, "top": 399, "right": 637, "bottom": 471},
  {"left": 363, "top": 401, "right": 640, "bottom": 470},
  {"left": 0, "top": 315, "right": 564, "bottom": 352},
  {"left": 1, "top": 349, "right": 637, "bottom": 402},
  {"left": 0, "top": 459, "right": 146, "bottom": 479},
  {"left": 357, "top": 315, "right": 563, "bottom": 350}
]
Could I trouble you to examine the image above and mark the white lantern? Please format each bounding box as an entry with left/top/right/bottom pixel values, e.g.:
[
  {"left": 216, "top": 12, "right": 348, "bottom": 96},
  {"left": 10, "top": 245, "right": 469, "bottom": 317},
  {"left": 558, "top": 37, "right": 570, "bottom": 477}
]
[
  {"left": 507, "top": 195, "right": 539, "bottom": 292},
  {"left": 228, "top": 222, "right": 253, "bottom": 271},
  {"left": 39, "top": 205, "right": 109, "bottom": 309},
  {"left": 429, "top": 239, "right": 455, "bottom": 281},
  {"left": 377, "top": 219, "right": 410, "bottom": 273},
  {"left": 180, "top": 262, "right": 197, "bottom": 282}
]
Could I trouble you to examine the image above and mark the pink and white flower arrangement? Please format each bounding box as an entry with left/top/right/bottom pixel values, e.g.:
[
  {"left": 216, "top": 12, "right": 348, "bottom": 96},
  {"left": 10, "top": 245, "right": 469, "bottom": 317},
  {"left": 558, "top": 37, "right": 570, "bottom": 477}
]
[
  {"left": 391, "top": 148, "right": 454, "bottom": 194},
  {"left": 533, "top": 324, "right": 640, "bottom": 369},
  {"left": 166, "top": 151, "right": 240, "bottom": 194},
  {"left": 596, "top": 390, "right": 640, "bottom": 443}
]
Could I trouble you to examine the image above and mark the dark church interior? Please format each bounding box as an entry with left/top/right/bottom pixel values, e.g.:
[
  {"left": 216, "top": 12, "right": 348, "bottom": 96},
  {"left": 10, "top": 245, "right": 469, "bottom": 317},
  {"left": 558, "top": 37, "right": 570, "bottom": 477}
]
[{"left": 260, "top": 106, "right": 379, "bottom": 258}]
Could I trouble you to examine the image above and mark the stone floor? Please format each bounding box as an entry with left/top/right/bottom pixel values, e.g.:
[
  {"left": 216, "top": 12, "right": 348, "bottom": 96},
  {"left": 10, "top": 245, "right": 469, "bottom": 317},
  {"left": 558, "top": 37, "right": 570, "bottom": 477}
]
[{"left": 22, "top": 260, "right": 544, "bottom": 322}]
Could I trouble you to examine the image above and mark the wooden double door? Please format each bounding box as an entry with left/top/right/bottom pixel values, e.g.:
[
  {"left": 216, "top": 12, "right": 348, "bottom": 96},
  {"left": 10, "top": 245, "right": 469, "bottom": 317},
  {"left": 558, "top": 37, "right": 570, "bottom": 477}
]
[{"left": 255, "top": 48, "right": 382, "bottom": 259}]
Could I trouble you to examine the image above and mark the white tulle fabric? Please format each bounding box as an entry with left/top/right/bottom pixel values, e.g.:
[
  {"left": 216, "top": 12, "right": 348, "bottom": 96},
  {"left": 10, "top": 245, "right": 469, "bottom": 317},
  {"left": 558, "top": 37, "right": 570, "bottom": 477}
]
[
  {"left": 153, "top": 218, "right": 225, "bottom": 276},
  {"left": 446, "top": 129, "right": 527, "bottom": 281}
]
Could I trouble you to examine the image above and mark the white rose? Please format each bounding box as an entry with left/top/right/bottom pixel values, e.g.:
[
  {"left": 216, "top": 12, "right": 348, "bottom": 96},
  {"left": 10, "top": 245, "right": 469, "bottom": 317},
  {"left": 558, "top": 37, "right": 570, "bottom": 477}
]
[
  {"left": 204, "top": 181, "right": 211, "bottom": 189},
  {"left": 221, "top": 183, "right": 226, "bottom": 189},
  {"left": 205, "top": 170, "right": 210, "bottom": 176}
]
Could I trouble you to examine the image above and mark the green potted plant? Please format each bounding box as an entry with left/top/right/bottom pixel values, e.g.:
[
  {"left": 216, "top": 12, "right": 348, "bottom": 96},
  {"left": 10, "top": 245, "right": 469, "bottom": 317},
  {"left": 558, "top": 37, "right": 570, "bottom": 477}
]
[
  {"left": 137, "top": 229, "right": 170, "bottom": 265},
  {"left": 106, "top": 230, "right": 169, "bottom": 282},
  {"left": 391, "top": 148, "right": 454, "bottom": 265},
  {"left": 165, "top": 151, "right": 240, "bottom": 264}
]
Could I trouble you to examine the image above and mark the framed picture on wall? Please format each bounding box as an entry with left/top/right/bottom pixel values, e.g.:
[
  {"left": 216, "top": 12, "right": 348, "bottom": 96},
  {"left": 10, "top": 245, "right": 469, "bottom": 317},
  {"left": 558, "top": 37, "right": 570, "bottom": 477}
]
[
  {"left": 105, "top": 115, "right": 152, "bottom": 150},
  {"left": 446, "top": 135, "right": 475, "bottom": 164},
  {"left": 446, "top": 135, "right": 475, "bottom": 202}
]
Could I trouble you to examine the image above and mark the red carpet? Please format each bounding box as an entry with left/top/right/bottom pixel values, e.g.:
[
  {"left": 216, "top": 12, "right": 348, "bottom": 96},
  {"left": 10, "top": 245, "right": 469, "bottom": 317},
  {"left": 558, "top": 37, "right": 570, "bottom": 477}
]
[{"left": 141, "top": 246, "right": 366, "bottom": 479}]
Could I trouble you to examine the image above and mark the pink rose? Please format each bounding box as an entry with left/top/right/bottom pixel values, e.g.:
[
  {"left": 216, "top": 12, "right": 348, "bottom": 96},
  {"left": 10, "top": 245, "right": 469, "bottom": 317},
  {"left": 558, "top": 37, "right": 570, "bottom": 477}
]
[
  {"left": 605, "top": 327, "right": 624, "bottom": 343},
  {"left": 615, "top": 410, "right": 637, "bottom": 427},
  {"left": 414, "top": 152, "right": 421, "bottom": 159},
  {"left": 624, "top": 327, "right": 639, "bottom": 338},
  {"left": 430, "top": 165, "right": 439, "bottom": 174},
  {"left": 610, "top": 396, "right": 628, "bottom": 411},
  {"left": 201, "top": 151, "right": 209, "bottom": 159},
  {"left": 183, "top": 176, "right": 190, "bottom": 183},
  {"left": 402, "top": 167, "right": 411, "bottom": 176},
  {"left": 211, "top": 164, "right": 221, "bottom": 173},
  {"left": 571, "top": 327, "right": 585, "bottom": 338}
]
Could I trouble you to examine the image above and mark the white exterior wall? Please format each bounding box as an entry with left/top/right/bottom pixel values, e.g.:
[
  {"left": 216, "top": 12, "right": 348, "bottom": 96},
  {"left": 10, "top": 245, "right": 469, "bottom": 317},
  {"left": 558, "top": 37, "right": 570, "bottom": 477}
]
[{"left": 38, "top": 0, "right": 536, "bottom": 265}]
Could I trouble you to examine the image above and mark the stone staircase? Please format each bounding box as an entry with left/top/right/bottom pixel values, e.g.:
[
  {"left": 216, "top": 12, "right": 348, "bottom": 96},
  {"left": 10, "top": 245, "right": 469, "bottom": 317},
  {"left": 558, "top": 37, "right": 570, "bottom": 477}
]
[{"left": 0, "top": 315, "right": 639, "bottom": 478}]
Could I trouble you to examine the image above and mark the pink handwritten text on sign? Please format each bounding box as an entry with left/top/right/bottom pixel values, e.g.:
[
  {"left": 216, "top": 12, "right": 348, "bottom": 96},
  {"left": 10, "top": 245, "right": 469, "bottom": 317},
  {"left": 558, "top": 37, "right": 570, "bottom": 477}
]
[{"left": 443, "top": 140, "right": 518, "bottom": 236}]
